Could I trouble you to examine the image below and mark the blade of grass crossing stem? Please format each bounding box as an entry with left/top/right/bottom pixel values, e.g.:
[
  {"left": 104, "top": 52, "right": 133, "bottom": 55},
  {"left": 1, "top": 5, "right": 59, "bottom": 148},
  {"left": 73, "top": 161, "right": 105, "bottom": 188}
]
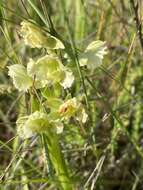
[
  {"left": 84, "top": 155, "right": 105, "bottom": 188},
  {"left": 27, "top": 0, "right": 73, "bottom": 57},
  {"left": 4, "top": 140, "right": 32, "bottom": 190},
  {"left": 27, "top": 0, "right": 77, "bottom": 61}
]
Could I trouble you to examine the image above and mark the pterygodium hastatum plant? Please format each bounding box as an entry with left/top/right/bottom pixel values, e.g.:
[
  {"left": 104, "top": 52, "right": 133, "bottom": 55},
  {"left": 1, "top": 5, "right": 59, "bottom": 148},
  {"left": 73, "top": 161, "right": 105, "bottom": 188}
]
[{"left": 8, "top": 20, "right": 107, "bottom": 190}]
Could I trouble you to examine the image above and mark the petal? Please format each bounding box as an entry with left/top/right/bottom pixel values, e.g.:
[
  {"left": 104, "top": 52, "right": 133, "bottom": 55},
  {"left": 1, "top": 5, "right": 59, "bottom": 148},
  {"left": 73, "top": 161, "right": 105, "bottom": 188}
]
[
  {"left": 60, "top": 70, "right": 74, "bottom": 89},
  {"left": 16, "top": 116, "right": 34, "bottom": 139},
  {"left": 8, "top": 64, "right": 32, "bottom": 91},
  {"left": 85, "top": 40, "right": 107, "bottom": 53},
  {"left": 55, "top": 121, "right": 64, "bottom": 134},
  {"left": 79, "top": 40, "right": 107, "bottom": 69},
  {"left": 75, "top": 107, "right": 88, "bottom": 124},
  {"left": 48, "top": 36, "right": 65, "bottom": 49}
]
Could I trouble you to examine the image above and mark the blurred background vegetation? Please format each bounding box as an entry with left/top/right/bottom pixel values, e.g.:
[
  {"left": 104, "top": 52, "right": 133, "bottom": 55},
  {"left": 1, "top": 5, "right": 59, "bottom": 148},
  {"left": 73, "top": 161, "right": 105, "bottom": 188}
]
[{"left": 0, "top": 0, "right": 143, "bottom": 189}]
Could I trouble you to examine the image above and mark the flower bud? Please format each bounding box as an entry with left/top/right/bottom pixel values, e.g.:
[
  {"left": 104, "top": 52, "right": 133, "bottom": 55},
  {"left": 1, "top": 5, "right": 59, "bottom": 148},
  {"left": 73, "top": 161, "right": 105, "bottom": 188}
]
[{"left": 58, "top": 97, "right": 88, "bottom": 123}]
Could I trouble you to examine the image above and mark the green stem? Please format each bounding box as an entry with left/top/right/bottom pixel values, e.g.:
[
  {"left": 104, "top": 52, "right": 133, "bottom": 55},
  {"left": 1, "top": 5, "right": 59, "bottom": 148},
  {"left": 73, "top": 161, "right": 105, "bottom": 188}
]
[{"left": 42, "top": 131, "right": 73, "bottom": 190}]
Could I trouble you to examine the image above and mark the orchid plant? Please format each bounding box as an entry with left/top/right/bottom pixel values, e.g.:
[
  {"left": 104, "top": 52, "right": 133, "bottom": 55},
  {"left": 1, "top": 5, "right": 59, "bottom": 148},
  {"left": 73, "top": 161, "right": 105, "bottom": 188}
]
[{"left": 8, "top": 20, "right": 107, "bottom": 190}]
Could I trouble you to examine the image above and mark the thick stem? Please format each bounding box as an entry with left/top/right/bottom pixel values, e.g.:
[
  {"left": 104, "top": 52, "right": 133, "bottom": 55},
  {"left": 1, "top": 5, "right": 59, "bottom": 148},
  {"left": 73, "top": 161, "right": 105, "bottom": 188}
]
[{"left": 43, "top": 131, "right": 73, "bottom": 190}]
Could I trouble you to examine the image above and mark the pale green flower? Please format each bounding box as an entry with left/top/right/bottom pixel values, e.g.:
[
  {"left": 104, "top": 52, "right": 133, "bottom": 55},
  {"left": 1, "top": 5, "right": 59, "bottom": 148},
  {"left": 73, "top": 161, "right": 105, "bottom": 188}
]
[
  {"left": 8, "top": 64, "right": 32, "bottom": 91},
  {"left": 16, "top": 111, "right": 51, "bottom": 139},
  {"left": 27, "top": 55, "right": 64, "bottom": 82},
  {"left": 17, "top": 111, "right": 64, "bottom": 139},
  {"left": 79, "top": 40, "right": 107, "bottom": 70},
  {"left": 27, "top": 55, "right": 74, "bottom": 89},
  {"left": 20, "top": 21, "right": 64, "bottom": 49},
  {"left": 58, "top": 97, "right": 88, "bottom": 123},
  {"left": 58, "top": 98, "right": 79, "bottom": 119}
]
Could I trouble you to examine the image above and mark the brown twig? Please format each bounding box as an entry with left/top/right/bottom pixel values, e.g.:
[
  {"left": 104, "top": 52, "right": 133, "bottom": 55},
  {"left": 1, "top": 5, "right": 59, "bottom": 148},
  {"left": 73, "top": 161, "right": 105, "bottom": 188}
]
[{"left": 130, "top": 0, "right": 143, "bottom": 51}]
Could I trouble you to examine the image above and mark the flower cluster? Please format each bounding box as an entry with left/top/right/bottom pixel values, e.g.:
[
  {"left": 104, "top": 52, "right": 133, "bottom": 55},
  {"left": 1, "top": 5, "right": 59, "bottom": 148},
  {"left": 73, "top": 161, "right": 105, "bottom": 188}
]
[
  {"left": 8, "top": 55, "right": 74, "bottom": 91},
  {"left": 8, "top": 20, "right": 107, "bottom": 139}
]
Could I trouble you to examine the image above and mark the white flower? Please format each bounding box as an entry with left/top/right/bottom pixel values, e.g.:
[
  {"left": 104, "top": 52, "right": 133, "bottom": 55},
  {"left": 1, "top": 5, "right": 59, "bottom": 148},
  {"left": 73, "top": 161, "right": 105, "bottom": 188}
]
[
  {"left": 58, "top": 97, "right": 79, "bottom": 118},
  {"left": 79, "top": 40, "right": 107, "bottom": 70},
  {"left": 8, "top": 64, "right": 32, "bottom": 91}
]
